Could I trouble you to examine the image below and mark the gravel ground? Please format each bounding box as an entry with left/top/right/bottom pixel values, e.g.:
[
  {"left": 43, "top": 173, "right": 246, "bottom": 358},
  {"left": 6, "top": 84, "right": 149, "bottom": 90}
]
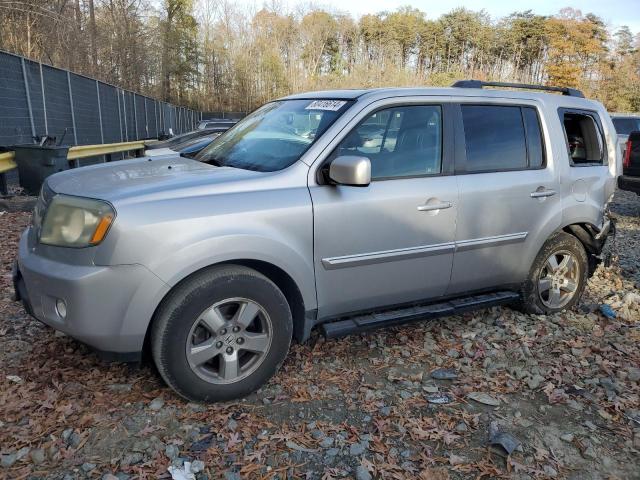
[{"left": 0, "top": 191, "right": 639, "bottom": 480}]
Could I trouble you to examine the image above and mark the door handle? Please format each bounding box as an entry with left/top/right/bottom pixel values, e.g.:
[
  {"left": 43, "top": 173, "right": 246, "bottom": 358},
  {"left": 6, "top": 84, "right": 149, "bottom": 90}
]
[
  {"left": 530, "top": 189, "right": 556, "bottom": 198},
  {"left": 417, "top": 201, "right": 452, "bottom": 212}
]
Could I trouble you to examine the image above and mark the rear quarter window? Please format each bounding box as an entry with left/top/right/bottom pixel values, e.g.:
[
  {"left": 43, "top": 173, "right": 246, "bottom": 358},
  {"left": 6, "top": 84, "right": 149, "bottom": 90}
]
[{"left": 559, "top": 109, "right": 606, "bottom": 166}]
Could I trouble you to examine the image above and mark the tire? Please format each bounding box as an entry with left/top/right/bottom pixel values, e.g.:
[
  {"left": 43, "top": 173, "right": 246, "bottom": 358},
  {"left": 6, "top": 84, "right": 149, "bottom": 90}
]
[
  {"left": 520, "top": 232, "right": 588, "bottom": 315},
  {"left": 151, "top": 265, "right": 292, "bottom": 402}
]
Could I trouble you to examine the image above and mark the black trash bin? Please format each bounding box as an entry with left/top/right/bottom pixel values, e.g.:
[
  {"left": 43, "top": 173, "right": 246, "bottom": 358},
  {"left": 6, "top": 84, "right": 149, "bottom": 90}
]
[{"left": 13, "top": 145, "right": 70, "bottom": 195}]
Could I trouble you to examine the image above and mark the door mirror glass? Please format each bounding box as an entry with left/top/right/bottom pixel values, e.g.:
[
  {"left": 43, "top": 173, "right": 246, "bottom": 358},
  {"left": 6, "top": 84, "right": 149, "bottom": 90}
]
[{"left": 329, "top": 156, "right": 371, "bottom": 187}]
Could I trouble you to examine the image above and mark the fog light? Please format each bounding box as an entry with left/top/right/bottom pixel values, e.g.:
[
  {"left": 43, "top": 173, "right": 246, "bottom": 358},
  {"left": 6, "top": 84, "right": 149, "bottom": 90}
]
[{"left": 55, "top": 299, "right": 67, "bottom": 319}]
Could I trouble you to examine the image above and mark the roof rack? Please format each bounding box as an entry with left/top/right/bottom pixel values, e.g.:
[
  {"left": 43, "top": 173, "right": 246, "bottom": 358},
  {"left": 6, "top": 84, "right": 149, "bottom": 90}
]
[{"left": 451, "top": 80, "right": 584, "bottom": 98}]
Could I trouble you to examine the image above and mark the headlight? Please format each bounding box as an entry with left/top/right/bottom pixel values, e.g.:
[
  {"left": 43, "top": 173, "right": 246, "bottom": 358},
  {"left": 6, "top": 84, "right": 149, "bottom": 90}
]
[{"left": 40, "top": 195, "right": 115, "bottom": 248}]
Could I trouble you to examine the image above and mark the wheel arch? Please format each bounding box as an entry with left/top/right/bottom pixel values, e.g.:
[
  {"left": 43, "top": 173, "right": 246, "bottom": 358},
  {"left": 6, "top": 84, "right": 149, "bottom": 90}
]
[
  {"left": 230, "top": 259, "right": 308, "bottom": 343},
  {"left": 520, "top": 228, "right": 591, "bottom": 315},
  {"left": 142, "top": 259, "right": 312, "bottom": 361},
  {"left": 558, "top": 221, "right": 607, "bottom": 275}
]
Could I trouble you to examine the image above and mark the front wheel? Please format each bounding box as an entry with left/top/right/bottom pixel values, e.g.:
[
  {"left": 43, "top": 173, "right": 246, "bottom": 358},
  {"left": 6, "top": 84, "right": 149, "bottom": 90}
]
[
  {"left": 151, "top": 265, "right": 292, "bottom": 402},
  {"left": 521, "top": 232, "right": 588, "bottom": 314}
]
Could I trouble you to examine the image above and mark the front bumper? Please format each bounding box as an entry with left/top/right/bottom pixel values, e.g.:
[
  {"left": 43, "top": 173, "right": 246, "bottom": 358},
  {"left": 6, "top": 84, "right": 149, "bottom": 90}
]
[{"left": 15, "top": 228, "right": 170, "bottom": 358}]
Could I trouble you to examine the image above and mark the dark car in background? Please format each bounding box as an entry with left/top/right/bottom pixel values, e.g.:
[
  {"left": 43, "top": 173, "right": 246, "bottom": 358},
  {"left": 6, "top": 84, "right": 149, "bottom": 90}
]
[
  {"left": 145, "top": 122, "right": 237, "bottom": 158},
  {"left": 145, "top": 130, "right": 224, "bottom": 158},
  {"left": 148, "top": 123, "right": 236, "bottom": 150},
  {"left": 147, "top": 129, "right": 217, "bottom": 150},
  {"left": 173, "top": 131, "right": 226, "bottom": 158},
  {"left": 619, "top": 130, "right": 640, "bottom": 195},
  {"left": 197, "top": 119, "right": 239, "bottom": 130}
]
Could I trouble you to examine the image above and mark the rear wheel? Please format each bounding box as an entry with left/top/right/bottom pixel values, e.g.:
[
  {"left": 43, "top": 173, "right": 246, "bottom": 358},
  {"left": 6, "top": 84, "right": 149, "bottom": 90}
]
[
  {"left": 151, "top": 265, "right": 292, "bottom": 402},
  {"left": 521, "top": 232, "right": 588, "bottom": 314}
]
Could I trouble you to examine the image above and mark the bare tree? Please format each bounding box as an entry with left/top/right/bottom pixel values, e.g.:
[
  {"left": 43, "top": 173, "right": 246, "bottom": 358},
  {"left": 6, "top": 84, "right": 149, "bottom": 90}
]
[{"left": 0, "top": 2, "right": 636, "bottom": 111}]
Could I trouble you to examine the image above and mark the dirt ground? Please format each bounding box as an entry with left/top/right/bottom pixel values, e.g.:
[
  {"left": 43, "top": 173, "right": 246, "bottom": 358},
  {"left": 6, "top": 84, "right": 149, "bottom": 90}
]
[{"left": 0, "top": 191, "right": 639, "bottom": 480}]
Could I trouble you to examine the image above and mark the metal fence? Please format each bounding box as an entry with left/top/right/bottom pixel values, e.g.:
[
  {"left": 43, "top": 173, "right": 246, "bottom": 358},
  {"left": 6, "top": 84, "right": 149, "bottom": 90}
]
[
  {"left": 203, "top": 111, "right": 247, "bottom": 120},
  {"left": 0, "top": 49, "right": 202, "bottom": 148}
]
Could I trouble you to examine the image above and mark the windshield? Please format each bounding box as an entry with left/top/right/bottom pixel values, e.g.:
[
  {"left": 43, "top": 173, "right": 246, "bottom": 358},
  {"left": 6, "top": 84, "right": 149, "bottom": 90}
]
[
  {"left": 176, "top": 132, "right": 221, "bottom": 150},
  {"left": 195, "top": 99, "right": 353, "bottom": 171},
  {"left": 612, "top": 117, "right": 640, "bottom": 135}
]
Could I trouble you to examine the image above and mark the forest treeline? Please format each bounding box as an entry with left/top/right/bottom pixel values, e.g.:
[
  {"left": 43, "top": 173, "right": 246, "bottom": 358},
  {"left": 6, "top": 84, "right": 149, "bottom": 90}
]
[{"left": 1, "top": 0, "right": 639, "bottom": 113}]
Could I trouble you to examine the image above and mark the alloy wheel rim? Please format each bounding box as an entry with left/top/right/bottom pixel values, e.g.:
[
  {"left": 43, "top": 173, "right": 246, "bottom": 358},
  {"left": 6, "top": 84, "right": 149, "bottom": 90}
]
[
  {"left": 185, "top": 297, "right": 272, "bottom": 384},
  {"left": 538, "top": 250, "right": 580, "bottom": 309}
]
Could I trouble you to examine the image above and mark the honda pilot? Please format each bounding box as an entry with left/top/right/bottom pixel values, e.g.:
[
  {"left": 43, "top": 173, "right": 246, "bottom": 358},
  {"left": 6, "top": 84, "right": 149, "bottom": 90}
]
[{"left": 14, "top": 81, "right": 619, "bottom": 402}]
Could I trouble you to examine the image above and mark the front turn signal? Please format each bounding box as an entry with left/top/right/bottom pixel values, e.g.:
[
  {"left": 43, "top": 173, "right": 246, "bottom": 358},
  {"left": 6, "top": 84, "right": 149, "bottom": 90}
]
[{"left": 90, "top": 214, "right": 114, "bottom": 245}]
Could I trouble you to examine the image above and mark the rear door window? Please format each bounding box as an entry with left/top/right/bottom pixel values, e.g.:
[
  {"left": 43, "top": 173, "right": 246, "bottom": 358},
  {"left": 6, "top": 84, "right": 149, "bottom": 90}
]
[
  {"left": 461, "top": 105, "right": 528, "bottom": 172},
  {"left": 523, "top": 107, "right": 545, "bottom": 168}
]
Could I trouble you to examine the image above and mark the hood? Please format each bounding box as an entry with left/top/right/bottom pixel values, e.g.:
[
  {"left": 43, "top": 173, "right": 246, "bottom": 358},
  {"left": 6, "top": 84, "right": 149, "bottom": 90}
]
[
  {"left": 145, "top": 147, "right": 177, "bottom": 157},
  {"left": 46, "top": 156, "right": 263, "bottom": 203}
]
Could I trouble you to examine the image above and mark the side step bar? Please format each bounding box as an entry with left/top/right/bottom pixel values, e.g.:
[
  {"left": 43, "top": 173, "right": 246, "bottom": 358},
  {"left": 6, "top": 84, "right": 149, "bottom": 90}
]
[{"left": 319, "top": 291, "right": 520, "bottom": 339}]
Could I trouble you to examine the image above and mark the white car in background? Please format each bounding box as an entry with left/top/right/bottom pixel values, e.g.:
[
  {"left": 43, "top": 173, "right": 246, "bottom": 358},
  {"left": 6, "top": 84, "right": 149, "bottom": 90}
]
[{"left": 610, "top": 113, "right": 640, "bottom": 155}]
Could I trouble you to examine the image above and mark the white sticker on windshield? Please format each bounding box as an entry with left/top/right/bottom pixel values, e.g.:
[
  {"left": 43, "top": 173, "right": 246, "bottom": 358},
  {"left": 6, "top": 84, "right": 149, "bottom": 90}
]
[{"left": 305, "top": 100, "right": 347, "bottom": 111}]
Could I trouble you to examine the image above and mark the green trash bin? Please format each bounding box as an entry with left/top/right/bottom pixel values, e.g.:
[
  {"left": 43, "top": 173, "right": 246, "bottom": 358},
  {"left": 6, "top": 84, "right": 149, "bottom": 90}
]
[{"left": 13, "top": 145, "right": 70, "bottom": 195}]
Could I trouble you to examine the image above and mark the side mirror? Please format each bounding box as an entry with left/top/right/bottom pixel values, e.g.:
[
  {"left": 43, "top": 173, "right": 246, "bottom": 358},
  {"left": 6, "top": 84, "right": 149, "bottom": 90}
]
[{"left": 329, "top": 156, "right": 371, "bottom": 187}]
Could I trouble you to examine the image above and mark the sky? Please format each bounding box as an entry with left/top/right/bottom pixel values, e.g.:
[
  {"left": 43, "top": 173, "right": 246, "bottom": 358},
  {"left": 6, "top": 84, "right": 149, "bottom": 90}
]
[{"left": 311, "top": 0, "right": 640, "bottom": 33}]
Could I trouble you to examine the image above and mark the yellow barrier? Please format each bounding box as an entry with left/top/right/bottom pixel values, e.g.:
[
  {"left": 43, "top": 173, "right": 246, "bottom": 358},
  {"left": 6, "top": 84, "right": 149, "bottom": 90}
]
[
  {"left": 0, "top": 141, "right": 149, "bottom": 173},
  {"left": 67, "top": 141, "right": 147, "bottom": 160},
  {"left": 0, "top": 151, "right": 16, "bottom": 174},
  {"left": 0, "top": 141, "right": 151, "bottom": 194}
]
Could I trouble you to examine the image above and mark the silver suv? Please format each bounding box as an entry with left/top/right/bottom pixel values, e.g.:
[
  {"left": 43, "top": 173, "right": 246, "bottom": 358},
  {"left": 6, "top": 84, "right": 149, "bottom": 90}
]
[{"left": 14, "top": 81, "right": 619, "bottom": 402}]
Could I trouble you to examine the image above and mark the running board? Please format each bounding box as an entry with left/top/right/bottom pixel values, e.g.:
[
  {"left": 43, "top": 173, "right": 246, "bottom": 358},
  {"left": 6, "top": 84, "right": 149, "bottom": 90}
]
[{"left": 319, "top": 291, "right": 520, "bottom": 339}]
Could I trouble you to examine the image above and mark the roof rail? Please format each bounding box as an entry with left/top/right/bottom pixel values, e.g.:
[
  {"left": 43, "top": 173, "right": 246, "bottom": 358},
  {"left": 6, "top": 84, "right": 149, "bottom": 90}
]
[{"left": 451, "top": 80, "right": 585, "bottom": 98}]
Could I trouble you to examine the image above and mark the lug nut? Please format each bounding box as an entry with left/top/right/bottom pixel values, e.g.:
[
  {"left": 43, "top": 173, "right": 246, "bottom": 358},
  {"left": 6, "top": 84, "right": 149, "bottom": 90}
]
[
  {"left": 220, "top": 328, "right": 227, "bottom": 335},
  {"left": 226, "top": 347, "right": 234, "bottom": 354},
  {"left": 216, "top": 341, "right": 223, "bottom": 348},
  {"left": 236, "top": 337, "right": 244, "bottom": 344},
  {"left": 232, "top": 326, "right": 240, "bottom": 333}
]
